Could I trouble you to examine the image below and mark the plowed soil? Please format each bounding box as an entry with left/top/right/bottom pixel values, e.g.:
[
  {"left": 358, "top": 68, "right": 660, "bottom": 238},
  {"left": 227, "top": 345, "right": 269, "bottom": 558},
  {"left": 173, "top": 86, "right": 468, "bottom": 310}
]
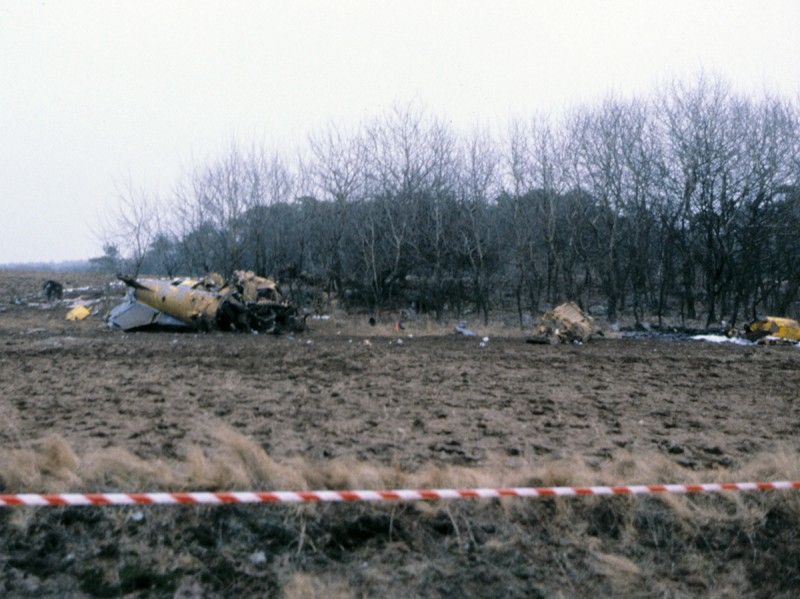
[{"left": 2, "top": 271, "right": 800, "bottom": 598}]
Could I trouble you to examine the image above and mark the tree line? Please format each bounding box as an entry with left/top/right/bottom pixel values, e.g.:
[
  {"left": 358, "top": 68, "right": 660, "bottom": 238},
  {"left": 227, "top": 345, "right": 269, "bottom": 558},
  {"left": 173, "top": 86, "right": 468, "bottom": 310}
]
[{"left": 100, "top": 75, "right": 800, "bottom": 327}]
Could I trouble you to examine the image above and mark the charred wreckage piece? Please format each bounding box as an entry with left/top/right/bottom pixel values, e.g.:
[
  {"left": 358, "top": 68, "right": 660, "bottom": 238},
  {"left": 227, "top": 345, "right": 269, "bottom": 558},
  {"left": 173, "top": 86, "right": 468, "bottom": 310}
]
[
  {"left": 42, "top": 280, "right": 64, "bottom": 302},
  {"left": 526, "top": 302, "right": 601, "bottom": 344},
  {"left": 109, "top": 271, "right": 305, "bottom": 334}
]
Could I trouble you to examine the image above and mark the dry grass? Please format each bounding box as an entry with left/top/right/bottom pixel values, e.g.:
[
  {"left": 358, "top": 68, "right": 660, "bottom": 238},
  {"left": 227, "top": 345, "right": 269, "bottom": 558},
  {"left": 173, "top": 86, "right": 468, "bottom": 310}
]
[
  {"left": 282, "top": 573, "right": 354, "bottom": 599},
  {"left": 0, "top": 435, "right": 81, "bottom": 492},
  {"left": 2, "top": 424, "right": 798, "bottom": 501}
]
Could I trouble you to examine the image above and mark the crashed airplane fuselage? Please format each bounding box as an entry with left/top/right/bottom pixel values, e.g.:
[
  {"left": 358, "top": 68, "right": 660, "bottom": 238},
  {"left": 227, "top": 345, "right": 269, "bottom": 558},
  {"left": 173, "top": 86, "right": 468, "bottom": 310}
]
[{"left": 110, "top": 271, "right": 305, "bottom": 334}]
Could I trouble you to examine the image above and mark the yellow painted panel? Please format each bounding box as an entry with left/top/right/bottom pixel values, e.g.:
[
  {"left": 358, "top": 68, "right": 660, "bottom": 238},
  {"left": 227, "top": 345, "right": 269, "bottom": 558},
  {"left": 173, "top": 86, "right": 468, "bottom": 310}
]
[
  {"left": 133, "top": 279, "right": 222, "bottom": 330},
  {"left": 746, "top": 317, "right": 800, "bottom": 341},
  {"left": 66, "top": 305, "right": 91, "bottom": 321}
]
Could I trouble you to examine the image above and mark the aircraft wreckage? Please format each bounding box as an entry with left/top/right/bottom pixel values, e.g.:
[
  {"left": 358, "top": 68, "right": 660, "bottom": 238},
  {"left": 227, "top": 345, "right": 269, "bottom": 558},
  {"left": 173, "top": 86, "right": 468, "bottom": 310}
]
[
  {"left": 742, "top": 316, "right": 800, "bottom": 343},
  {"left": 526, "top": 302, "right": 601, "bottom": 344},
  {"left": 109, "top": 271, "right": 305, "bottom": 334}
]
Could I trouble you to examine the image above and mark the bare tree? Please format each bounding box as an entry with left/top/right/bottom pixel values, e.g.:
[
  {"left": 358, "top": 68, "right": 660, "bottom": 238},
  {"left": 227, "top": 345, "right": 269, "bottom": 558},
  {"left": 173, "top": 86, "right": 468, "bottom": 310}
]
[
  {"left": 172, "top": 168, "right": 216, "bottom": 275},
  {"left": 659, "top": 74, "right": 738, "bottom": 326},
  {"left": 241, "top": 146, "right": 295, "bottom": 277},
  {"left": 457, "top": 127, "right": 501, "bottom": 323},
  {"left": 100, "top": 176, "right": 161, "bottom": 275},
  {"left": 567, "top": 99, "right": 629, "bottom": 323},
  {"left": 729, "top": 95, "right": 800, "bottom": 321},
  {"left": 360, "top": 102, "right": 447, "bottom": 309},
  {"left": 502, "top": 118, "right": 542, "bottom": 324},
  {"left": 307, "top": 123, "right": 366, "bottom": 292}
]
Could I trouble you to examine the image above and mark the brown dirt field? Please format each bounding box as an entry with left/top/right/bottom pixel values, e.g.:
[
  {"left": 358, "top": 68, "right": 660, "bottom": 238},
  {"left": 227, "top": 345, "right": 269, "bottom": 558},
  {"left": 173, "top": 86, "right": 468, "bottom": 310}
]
[{"left": 2, "top": 271, "right": 800, "bottom": 597}]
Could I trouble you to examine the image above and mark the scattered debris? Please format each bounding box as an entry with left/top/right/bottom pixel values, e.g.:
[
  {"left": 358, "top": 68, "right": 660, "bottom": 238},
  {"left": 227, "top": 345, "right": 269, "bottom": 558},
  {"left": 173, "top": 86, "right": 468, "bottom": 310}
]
[
  {"left": 12, "top": 279, "right": 124, "bottom": 316},
  {"left": 527, "top": 302, "right": 600, "bottom": 344},
  {"left": 454, "top": 322, "right": 477, "bottom": 337},
  {"left": 110, "top": 271, "right": 305, "bottom": 334}
]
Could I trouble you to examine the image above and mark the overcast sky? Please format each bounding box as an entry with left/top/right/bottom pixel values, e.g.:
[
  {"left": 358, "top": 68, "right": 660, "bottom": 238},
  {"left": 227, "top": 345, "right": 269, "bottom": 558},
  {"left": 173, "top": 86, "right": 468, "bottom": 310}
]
[{"left": 1, "top": 0, "right": 798, "bottom": 264}]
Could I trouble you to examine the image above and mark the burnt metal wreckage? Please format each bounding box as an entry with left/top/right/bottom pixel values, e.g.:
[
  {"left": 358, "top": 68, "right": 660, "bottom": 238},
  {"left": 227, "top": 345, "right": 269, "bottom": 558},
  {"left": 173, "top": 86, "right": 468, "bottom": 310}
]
[
  {"left": 526, "top": 302, "right": 601, "bottom": 344},
  {"left": 109, "top": 271, "right": 306, "bottom": 334}
]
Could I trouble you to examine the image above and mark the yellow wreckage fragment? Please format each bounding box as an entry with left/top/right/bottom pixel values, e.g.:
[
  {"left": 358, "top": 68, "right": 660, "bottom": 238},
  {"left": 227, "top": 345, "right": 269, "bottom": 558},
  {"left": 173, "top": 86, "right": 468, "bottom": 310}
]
[
  {"left": 744, "top": 317, "right": 800, "bottom": 342},
  {"left": 66, "top": 305, "right": 91, "bottom": 321}
]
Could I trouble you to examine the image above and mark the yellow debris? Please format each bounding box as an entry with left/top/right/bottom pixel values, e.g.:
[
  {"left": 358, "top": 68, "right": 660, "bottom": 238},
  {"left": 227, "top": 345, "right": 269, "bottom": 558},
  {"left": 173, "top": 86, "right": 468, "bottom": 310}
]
[
  {"left": 529, "top": 302, "right": 599, "bottom": 344},
  {"left": 744, "top": 317, "right": 800, "bottom": 342},
  {"left": 66, "top": 305, "right": 91, "bottom": 321}
]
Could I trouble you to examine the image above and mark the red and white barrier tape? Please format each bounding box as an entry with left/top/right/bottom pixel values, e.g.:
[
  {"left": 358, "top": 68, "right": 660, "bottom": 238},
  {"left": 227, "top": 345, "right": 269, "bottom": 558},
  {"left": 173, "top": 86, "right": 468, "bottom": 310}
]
[{"left": 1, "top": 481, "right": 799, "bottom": 507}]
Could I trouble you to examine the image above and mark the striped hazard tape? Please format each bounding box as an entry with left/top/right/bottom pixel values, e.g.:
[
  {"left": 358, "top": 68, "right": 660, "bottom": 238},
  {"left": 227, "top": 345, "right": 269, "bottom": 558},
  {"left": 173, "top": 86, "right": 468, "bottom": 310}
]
[{"left": 1, "top": 481, "right": 799, "bottom": 507}]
